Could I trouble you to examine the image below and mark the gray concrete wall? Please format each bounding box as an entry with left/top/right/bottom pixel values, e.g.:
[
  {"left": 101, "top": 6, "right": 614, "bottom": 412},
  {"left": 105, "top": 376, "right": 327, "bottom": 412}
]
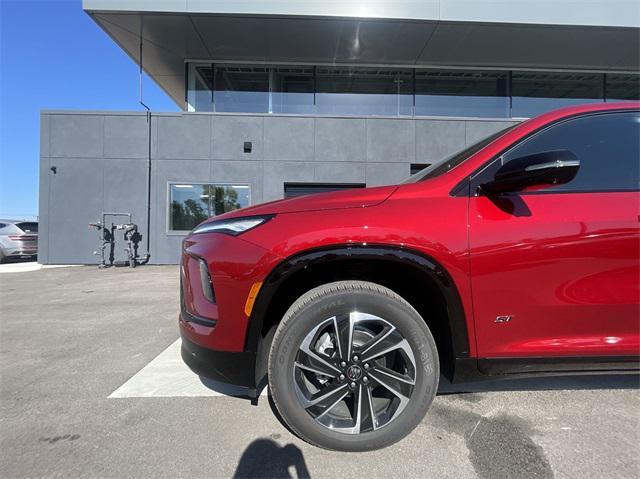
[{"left": 40, "top": 111, "right": 518, "bottom": 264}]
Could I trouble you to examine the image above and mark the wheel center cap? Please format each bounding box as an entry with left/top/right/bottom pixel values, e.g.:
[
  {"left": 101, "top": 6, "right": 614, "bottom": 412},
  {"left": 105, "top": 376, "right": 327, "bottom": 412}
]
[{"left": 346, "top": 364, "right": 363, "bottom": 381}]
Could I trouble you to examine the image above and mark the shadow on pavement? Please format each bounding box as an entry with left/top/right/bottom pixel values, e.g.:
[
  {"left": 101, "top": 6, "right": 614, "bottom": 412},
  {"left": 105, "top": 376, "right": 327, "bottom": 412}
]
[{"left": 233, "top": 438, "right": 310, "bottom": 479}]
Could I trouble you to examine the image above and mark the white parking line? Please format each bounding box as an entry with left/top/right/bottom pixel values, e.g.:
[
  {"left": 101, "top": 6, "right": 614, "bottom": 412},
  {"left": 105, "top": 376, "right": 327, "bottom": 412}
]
[
  {"left": 0, "top": 263, "right": 77, "bottom": 273},
  {"left": 109, "top": 339, "right": 268, "bottom": 398}
]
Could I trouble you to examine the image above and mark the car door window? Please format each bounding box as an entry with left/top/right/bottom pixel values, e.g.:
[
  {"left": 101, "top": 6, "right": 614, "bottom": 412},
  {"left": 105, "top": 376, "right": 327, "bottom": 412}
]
[{"left": 474, "top": 111, "right": 640, "bottom": 193}]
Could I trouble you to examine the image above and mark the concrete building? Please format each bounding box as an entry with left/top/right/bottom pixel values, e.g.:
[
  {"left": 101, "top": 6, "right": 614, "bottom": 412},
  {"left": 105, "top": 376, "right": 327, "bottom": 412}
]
[{"left": 39, "top": 0, "right": 640, "bottom": 264}]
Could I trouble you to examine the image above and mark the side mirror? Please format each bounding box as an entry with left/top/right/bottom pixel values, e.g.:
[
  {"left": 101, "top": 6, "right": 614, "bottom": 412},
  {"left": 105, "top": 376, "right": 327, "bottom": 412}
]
[{"left": 481, "top": 149, "right": 580, "bottom": 195}]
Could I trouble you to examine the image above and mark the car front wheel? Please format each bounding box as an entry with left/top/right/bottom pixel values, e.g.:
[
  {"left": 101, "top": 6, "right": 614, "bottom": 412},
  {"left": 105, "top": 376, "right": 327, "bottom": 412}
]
[{"left": 268, "top": 280, "right": 439, "bottom": 451}]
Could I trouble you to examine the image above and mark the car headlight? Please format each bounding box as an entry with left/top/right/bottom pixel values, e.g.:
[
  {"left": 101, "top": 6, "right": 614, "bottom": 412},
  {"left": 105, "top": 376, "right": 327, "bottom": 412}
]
[{"left": 191, "top": 215, "right": 274, "bottom": 236}]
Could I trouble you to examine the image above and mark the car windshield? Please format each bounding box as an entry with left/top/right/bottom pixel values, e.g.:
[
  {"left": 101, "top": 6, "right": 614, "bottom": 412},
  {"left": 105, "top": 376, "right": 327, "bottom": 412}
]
[{"left": 403, "top": 125, "right": 516, "bottom": 183}]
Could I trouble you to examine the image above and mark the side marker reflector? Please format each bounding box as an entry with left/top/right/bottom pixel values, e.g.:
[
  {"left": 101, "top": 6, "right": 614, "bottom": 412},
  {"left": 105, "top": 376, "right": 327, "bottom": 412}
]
[{"left": 244, "top": 282, "right": 262, "bottom": 317}]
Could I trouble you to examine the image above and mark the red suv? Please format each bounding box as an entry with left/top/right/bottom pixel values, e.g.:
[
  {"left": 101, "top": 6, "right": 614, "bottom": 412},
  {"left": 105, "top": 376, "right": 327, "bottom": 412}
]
[{"left": 180, "top": 103, "right": 640, "bottom": 451}]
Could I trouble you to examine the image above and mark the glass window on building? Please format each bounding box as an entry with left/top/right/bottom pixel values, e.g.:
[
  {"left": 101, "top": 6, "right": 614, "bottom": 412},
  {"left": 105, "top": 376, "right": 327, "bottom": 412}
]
[
  {"left": 272, "top": 66, "right": 315, "bottom": 114},
  {"left": 316, "top": 67, "right": 413, "bottom": 116},
  {"left": 606, "top": 74, "right": 640, "bottom": 102},
  {"left": 511, "top": 72, "right": 604, "bottom": 118},
  {"left": 187, "top": 64, "right": 214, "bottom": 112},
  {"left": 169, "top": 183, "right": 250, "bottom": 232},
  {"left": 415, "top": 70, "right": 509, "bottom": 118},
  {"left": 214, "top": 65, "right": 270, "bottom": 113}
]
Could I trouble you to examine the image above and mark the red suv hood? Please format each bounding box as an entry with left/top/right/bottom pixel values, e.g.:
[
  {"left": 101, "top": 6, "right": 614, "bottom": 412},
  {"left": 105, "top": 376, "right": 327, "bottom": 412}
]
[{"left": 212, "top": 185, "right": 399, "bottom": 220}]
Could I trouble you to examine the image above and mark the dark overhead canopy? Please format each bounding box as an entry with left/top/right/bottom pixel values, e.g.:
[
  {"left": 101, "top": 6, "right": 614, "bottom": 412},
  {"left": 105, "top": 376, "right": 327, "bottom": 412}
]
[{"left": 86, "top": 10, "right": 640, "bottom": 108}]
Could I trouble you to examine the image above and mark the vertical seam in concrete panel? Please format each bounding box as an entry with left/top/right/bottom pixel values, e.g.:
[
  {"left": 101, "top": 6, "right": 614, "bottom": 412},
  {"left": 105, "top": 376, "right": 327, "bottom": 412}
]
[
  {"left": 311, "top": 118, "right": 317, "bottom": 184},
  {"left": 313, "top": 117, "right": 317, "bottom": 162},
  {"left": 210, "top": 114, "right": 214, "bottom": 162},
  {"left": 365, "top": 118, "right": 369, "bottom": 165},
  {"left": 364, "top": 157, "right": 368, "bottom": 185},
  {"left": 261, "top": 116, "right": 265, "bottom": 163},
  {"left": 411, "top": 120, "right": 416, "bottom": 166},
  {"left": 209, "top": 115, "right": 213, "bottom": 161},
  {"left": 260, "top": 156, "right": 265, "bottom": 203},
  {"left": 414, "top": 119, "right": 418, "bottom": 166},
  {"left": 101, "top": 115, "right": 106, "bottom": 158}
]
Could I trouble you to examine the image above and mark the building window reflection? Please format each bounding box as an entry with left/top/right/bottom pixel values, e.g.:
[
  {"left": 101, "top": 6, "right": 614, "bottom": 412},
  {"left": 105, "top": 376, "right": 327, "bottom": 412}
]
[
  {"left": 415, "top": 70, "right": 509, "bottom": 118},
  {"left": 606, "top": 74, "right": 640, "bottom": 102},
  {"left": 315, "top": 67, "right": 412, "bottom": 116},
  {"left": 168, "top": 183, "right": 250, "bottom": 232},
  {"left": 187, "top": 63, "right": 214, "bottom": 112},
  {"left": 186, "top": 63, "right": 639, "bottom": 118},
  {"left": 214, "top": 65, "right": 270, "bottom": 113},
  {"left": 511, "top": 72, "right": 604, "bottom": 118},
  {"left": 272, "top": 66, "right": 315, "bottom": 114}
]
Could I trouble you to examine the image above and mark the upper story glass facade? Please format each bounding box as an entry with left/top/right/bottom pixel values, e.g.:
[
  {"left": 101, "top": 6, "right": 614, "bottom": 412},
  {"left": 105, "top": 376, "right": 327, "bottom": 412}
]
[{"left": 187, "top": 63, "right": 639, "bottom": 118}]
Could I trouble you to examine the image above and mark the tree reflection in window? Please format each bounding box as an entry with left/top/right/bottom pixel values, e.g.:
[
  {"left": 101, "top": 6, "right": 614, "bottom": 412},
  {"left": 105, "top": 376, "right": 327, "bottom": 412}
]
[{"left": 169, "top": 184, "right": 250, "bottom": 231}]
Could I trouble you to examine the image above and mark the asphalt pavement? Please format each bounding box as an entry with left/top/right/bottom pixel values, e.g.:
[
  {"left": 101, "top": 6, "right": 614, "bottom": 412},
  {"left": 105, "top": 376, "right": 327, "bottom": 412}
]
[{"left": 0, "top": 264, "right": 638, "bottom": 478}]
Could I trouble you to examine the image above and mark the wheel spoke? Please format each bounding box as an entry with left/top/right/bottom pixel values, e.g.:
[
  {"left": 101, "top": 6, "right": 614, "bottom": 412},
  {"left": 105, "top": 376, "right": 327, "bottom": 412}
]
[
  {"left": 303, "top": 382, "right": 349, "bottom": 416},
  {"left": 368, "top": 369, "right": 413, "bottom": 402},
  {"left": 294, "top": 360, "right": 334, "bottom": 378},
  {"left": 333, "top": 313, "right": 355, "bottom": 361},
  {"left": 360, "top": 323, "right": 395, "bottom": 355},
  {"left": 298, "top": 317, "right": 342, "bottom": 375},
  {"left": 362, "top": 336, "right": 416, "bottom": 370},
  {"left": 297, "top": 348, "right": 341, "bottom": 377},
  {"left": 374, "top": 365, "right": 415, "bottom": 386},
  {"left": 331, "top": 316, "right": 344, "bottom": 360},
  {"left": 352, "top": 384, "right": 377, "bottom": 433}
]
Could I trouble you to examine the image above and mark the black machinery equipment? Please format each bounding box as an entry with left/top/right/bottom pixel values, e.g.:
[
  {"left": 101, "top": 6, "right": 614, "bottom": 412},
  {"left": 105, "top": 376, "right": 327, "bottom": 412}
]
[{"left": 89, "top": 212, "right": 150, "bottom": 268}]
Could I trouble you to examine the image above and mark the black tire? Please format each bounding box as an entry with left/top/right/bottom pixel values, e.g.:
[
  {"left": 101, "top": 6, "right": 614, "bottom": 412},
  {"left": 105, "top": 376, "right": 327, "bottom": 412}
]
[{"left": 268, "top": 280, "right": 439, "bottom": 451}]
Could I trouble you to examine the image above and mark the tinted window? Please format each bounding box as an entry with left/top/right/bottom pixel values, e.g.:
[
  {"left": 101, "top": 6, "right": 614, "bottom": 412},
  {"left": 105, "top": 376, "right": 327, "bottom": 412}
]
[
  {"left": 272, "top": 66, "right": 315, "bottom": 114},
  {"left": 512, "top": 72, "right": 604, "bottom": 118},
  {"left": 214, "top": 65, "right": 269, "bottom": 113},
  {"left": 500, "top": 112, "right": 640, "bottom": 192},
  {"left": 316, "top": 67, "right": 412, "bottom": 116},
  {"left": 415, "top": 70, "right": 509, "bottom": 118}
]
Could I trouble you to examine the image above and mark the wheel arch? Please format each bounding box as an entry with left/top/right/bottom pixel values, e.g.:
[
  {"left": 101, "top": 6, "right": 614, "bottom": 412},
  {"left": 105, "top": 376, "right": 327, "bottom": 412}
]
[{"left": 246, "top": 244, "right": 472, "bottom": 385}]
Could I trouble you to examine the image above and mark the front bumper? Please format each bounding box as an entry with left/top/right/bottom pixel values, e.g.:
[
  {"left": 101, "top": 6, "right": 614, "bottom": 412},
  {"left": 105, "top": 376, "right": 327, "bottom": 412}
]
[
  {"left": 180, "top": 232, "right": 281, "bottom": 352},
  {"left": 180, "top": 328, "right": 256, "bottom": 388}
]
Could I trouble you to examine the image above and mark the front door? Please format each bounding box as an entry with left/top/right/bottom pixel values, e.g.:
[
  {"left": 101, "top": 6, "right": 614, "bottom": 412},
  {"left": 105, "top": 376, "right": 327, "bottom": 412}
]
[{"left": 468, "top": 111, "right": 640, "bottom": 359}]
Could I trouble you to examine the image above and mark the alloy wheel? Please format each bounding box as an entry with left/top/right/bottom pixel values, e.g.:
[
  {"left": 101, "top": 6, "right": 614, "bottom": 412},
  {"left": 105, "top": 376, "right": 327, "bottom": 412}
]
[{"left": 292, "top": 312, "right": 417, "bottom": 434}]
